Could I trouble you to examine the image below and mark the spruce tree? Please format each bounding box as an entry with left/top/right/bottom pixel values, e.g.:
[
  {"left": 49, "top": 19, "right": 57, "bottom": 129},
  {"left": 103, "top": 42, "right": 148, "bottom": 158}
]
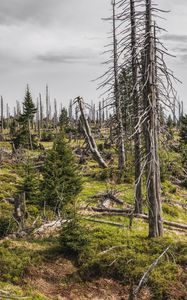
[
  {"left": 13, "top": 86, "right": 37, "bottom": 149},
  {"left": 19, "top": 158, "right": 41, "bottom": 204},
  {"left": 59, "top": 108, "right": 69, "bottom": 127},
  {"left": 42, "top": 133, "right": 82, "bottom": 214},
  {"left": 180, "top": 114, "right": 187, "bottom": 145}
]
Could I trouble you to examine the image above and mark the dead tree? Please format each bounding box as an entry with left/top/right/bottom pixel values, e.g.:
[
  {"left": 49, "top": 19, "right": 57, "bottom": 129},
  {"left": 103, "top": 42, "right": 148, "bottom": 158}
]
[
  {"left": 13, "top": 193, "right": 27, "bottom": 230},
  {"left": 112, "top": 0, "right": 126, "bottom": 177},
  {"left": 36, "top": 98, "right": 40, "bottom": 135},
  {"left": 130, "top": 0, "right": 142, "bottom": 213},
  {"left": 46, "top": 84, "right": 49, "bottom": 130},
  {"left": 53, "top": 98, "right": 58, "bottom": 131},
  {"left": 76, "top": 96, "right": 107, "bottom": 168},
  {"left": 68, "top": 99, "right": 73, "bottom": 122},
  {"left": 6, "top": 103, "right": 10, "bottom": 129},
  {"left": 143, "top": 0, "right": 163, "bottom": 237},
  {"left": 39, "top": 93, "right": 43, "bottom": 131},
  {"left": 1, "top": 96, "right": 3, "bottom": 133}
]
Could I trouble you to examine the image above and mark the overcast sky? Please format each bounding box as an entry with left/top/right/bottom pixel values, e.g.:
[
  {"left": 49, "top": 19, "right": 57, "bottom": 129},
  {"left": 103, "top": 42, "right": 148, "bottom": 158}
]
[{"left": 0, "top": 0, "right": 187, "bottom": 112}]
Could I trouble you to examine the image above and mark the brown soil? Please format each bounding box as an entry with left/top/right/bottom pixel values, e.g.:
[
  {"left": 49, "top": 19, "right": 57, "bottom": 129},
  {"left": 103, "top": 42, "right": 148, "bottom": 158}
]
[{"left": 26, "top": 256, "right": 152, "bottom": 300}]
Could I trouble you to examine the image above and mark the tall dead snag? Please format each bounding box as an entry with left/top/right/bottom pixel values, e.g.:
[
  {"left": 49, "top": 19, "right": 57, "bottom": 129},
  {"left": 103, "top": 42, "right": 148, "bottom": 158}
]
[
  {"left": 1, "top": 96, "right": 3, "bottom": 133},
  {"left": 76, "top": 96, "right": 107, "bottom": 169},
  {"left": 112, "top": 0, "right": 125, "bottom": 177},
  {"left": 46, "top": 84, "right": 49, "bottom": 130},
  {"left": 130, "top": 0, "right": 142, "bottom": 213},
  {"left": 54, "top": 98, "right": 58, "bottom": 131},
  {"left": 13, "top": 193, "right": 27, "bottom": 230},
  {"left": 39, "top": 93, "right": 43, "bottom": 131},
  {"left": 143, "top": 0, "right": 163, "bottom": 238},
  {"left": 6, "top": 103, "right": 10, "bottom": 130}
]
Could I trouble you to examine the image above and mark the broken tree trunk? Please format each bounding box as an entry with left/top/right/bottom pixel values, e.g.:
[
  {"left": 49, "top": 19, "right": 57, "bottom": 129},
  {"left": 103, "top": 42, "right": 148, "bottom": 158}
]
[
  {"left": 130, "top": 0, "right": 142, "bottom": 214},
  {"left": 13, "top": 193, "right": 27, "bottom": 230},
  {"left": 76, "top": 96, "right": 107, "bottom": 168}
]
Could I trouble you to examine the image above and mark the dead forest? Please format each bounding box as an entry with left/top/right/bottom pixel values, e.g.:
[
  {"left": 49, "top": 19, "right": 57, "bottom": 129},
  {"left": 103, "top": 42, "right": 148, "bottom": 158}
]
[{"left": 0, "top": 0, "right": 186, "bottom": 299}]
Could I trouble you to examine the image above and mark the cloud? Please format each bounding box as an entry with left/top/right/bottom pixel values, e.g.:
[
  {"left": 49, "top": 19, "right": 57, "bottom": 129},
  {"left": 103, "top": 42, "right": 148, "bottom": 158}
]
[
  {"left": 37, "top": 49, "right": 99, "bottom": 64},
  {"left": 161, "top": 34, "right": 187, "bottom": 42},
  {"left": 0, "top": 0, "right": 62, "bottom": 26},
  {"left": 172, "top": 47, "right": 187, "bottom": 52}
]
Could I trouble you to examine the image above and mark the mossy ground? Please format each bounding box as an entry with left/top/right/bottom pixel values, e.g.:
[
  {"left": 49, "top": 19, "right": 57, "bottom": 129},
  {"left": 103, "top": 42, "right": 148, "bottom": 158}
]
[{"left": 0, "top": 134, "right": 186, "bottom": 299}]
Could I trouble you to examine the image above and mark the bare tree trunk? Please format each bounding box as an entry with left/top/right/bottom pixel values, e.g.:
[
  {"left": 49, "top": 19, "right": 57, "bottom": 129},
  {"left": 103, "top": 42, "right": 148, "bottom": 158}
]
[
  {"left": 77, "top": 97, "right": 107, "bottom": 169},
  {"left": 112, "top": 0, "right": 125, "bottom": 177},
  {"left": 130, "top": 0, "right": 142, "bottom": 213},
  {"left": 46, "top": 85, "right": 49, "bottom": 130},
  {"left": 6, "top": 103, "right": 10, "bottom": 131},
  {"left": 14, "top": 193, "right": 27, "bottom": 230},
  {"left": 99, "top": 101, "right": 102, "bottom": 128},
  {"left": 1, "top": 96, "right": 4, "bottom": 133},
  {"left": 54, "top": 98, "right": 58, "bottom": 132},
  {"left": 143, "top": 0, "right": 163, "bottom": 238},
  {"left": 39, "top": 93, "right": 43, "bottom": 131},
  {"left": 36, "top": 98, "right": 40, "bottom": 136}
]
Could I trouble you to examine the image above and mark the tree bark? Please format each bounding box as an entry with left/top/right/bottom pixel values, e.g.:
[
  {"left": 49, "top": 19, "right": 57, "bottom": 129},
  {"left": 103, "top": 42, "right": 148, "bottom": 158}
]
[
  {"left": 112, "top": 0, "right": 125, "bottom": 177},
  {"left": 130, "top": 0, "right": 142, "bottom": 213},
  {"left": 143, "top": 0, "right": 163, "bottom": 238},
  {"left": 1, "top": 96, "right": 4, "bottom": 133}
]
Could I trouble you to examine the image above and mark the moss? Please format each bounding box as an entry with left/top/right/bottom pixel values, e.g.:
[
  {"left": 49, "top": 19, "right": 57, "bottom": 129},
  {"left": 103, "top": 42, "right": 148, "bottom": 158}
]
[
  {"left": 0, "top": 240, "right": 42, "bottom": 284},
  {"left": 0, "top": 282, "right": 49, "bottom": 299},
  {"left": 0, "top": 217, "right": 13, "bottom": 238},
  {"left": 60, "top": 222, "right": 187, "bottom": 299},
  {"left": 162, "top": 203, "right": 182, "bottom": 217},
  {"left": 162, "top": 181, "right": 177, "bottom": 195}
]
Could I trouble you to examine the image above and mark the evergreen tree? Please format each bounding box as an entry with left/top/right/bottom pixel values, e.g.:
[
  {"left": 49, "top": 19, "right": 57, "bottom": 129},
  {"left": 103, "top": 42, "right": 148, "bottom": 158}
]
[
  {"left": 13, "top": 86, "right": 37, "bottom": 149},
  {"left": 59, "top": 108, "right": 69, "bottom": 127},
  {"left": 166, "top": 115, "right": 174, "bottom": 128},
  {"left": 42, "top": 133, "right": 82, "bottom": 214},
  {"left": 19, "top": 158, "right": 40, "bottom": 204},
  {"left": 180, "top": 114, "right": 187, "bottom": 145}
]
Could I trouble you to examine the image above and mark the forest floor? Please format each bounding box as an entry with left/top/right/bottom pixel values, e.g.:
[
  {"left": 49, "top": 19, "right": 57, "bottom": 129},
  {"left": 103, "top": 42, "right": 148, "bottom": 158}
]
[
  {"left": 0, "top": 137, "right": 187, "bottom": 300},
  {"left": 26, "top": 254, "right": 151, "bottom": 300}
]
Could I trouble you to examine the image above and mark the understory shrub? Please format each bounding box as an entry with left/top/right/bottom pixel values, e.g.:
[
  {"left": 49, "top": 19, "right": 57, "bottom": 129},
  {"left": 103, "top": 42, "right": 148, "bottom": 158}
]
[
  {"left": 0, "top": 218, "right": 12, "bottom": 238},
  {"left": 60, "top": 221, "right": 90, "bottom": 257}
]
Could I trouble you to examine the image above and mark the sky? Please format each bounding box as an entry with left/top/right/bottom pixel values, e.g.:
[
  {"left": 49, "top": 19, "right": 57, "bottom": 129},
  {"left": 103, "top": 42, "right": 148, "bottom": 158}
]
[{"left": 0, "top": 0, "right": 187, "bottom": 113}]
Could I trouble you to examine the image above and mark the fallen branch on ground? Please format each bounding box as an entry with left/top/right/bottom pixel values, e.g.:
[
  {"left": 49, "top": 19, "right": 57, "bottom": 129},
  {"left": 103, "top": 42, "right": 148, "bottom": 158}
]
[
  {"left": 129, "top": 245, "right": 171, "bottom": 299},
  {"left": 90, "top": 192, "right": 124, "bottom": 205}
]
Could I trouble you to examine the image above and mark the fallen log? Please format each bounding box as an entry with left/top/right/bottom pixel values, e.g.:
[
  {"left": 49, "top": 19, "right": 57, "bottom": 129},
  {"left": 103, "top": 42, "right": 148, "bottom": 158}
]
[
  {"left": 76, "top": 96, "right": 107, "bottom": 169},
  {"left": 32, "top": 219, "right": 69, "bottom": 237},
  {"left": 90, "top": 208, "right": 187, "bottom": 230},
  {"left": 82, "top": 217, "right": 125, "bottom": 227},
  {"left": 91, "top": 207, "right": 133, "bottom": 214}
]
